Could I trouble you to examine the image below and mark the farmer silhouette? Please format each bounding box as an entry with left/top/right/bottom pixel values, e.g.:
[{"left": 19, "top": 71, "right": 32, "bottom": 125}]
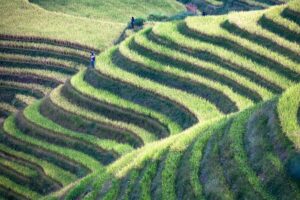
[
  {"left": 131, "top": 17, "right": 135, "bottom": 29},
  {"left": 90, "top": 51, "right": 95, "bottom": 68}
]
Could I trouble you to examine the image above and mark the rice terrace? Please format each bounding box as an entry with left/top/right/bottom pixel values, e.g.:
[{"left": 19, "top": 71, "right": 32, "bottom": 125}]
[{"left": 0, "top": 0, "right": 299, "bottom": 199}]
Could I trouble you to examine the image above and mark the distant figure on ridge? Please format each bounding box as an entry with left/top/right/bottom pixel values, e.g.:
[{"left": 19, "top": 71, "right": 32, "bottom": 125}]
[
  {"left": 90, "top": 51, "right": 95, "bottom": 68},
  {"left": 131, "top": 17, "right": 135, "bottom": 29}
]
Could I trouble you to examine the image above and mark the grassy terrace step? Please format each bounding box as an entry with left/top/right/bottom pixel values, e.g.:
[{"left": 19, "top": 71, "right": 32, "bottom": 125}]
[
  {"left": 0, "top": 118, "right": 91, "bottom": 178},
  {"left": 34, "top": 100, "right": 134, "bottom": 156},
  {"left": 221, "top": 19, "right": 300, "bottom": 64},
  {"left": 0, "top": 53, "right": 77, "bottom": 75},
  {"left": 219, "top": 108, "right": 273, "bottom": 199},
  {"left": 15, "top": 110, "right": 116, "bottom": 165},
  {"left": 0, "top": 183, "right": 27, "bottom": 200},
  {"left": 0, "top": 86, "right": 37, "bottom": 104},
  {"left": 282, "top": 7, "right": 300, "bottom": 25},
  {"left": 50, "top": 85, "right": 155, "bottom": 146},
  {"left": 63, "top": 80, "right": 169, "bottom": 140},
  {"left": 15, "top": 94, "right": 37, "bottom": 106},
  {"left": 147, "top": 30, "right": 275, "bottom": 101},
  {"left": 71, "top": 70, "right": 178, "bottom": 135},
  {"left": 111, "top": 41, "right": 240, "bottom": 119},
  {"left": 143, "top": 29, "right": 266, "bottom": 103},
  {"left": 184, "top": 16, "right": 300, "bottom": 82},
  {"left": 245, "top": 101, "right": 300, "bottom": 199},
  {"left": 0, "top": 102, "right": 17, "bottom": 115},
  {"left": 134, "top": 30, "right": 271, "bottom": 103},
  {"left": 116, "top": 42, "right": 240, "bottom": 114},
  {"left": 40, "top": 98, "right": 145, "bottom": 150},
  {"left": 0, "top": 95, "right": 25, "bottom": 110},
  {"left": 0, "top": 144, "right": 76, "bottom": 187},
  {"left": 96, "top": 49, "right": 225, "bottom": 125},
  {"left": 0, "top": 41, "right": 89, "bottom": 65},
  {"left": 0, "top": 39, "right": 90, "bottom": 57},
  {"left": 228, "top": 10, "right": 300, "bottom": 55},
  {"left": 93, "top": 117, "right": 223, "bottom": 200},
  {"left": 277, "top": 83, "right": 300, "bottom": 150},
  {"left": 121, "top": 35, "right": 249, "bottom": 113},
  {"left": 0, "top": 150, "right": 64, "bottom": 194},
  {"left": 119, "top": 170, "right": 140, "bottom": 200},
  {"left": 178, "top": 22, "right": 295, "bottom": 89},
  {"left": 150, "top": 152, "right": 168, "bottom": 200},
  {"left": 0, "top": 175, "right": 41, "bottom": 200},
  {"left": 200, "top": 124, "right": 234, "bottom": 199},
  {"left": 0, "top": 154, "right": 38, "bottom": 178},
  {"left": 0, "top": 72, "right": 60, "bottom": 88},
  {"left": 85, "top": 67, "right": 200, "bottom": 130},
  {"left": 183, "top": 18, "right": 300, "bottom": 81},
  {"left": 161, "top": 120, "right": 228, "bottom": 200},
  {"left": 133, "top": 161, "right": 158, "bottom": 200},
  {"left": 0, "top": 80, "right": 51, "bottom": 97},
  {"left": 152, "top": 22, "right": 284, "bottom": 94},
  {"left": 60, "top": 81, "right": 155, "bottom": 144},
  {"left": 259, "top": 6, "right": 300, "bottom": 44},
  {"left": 0, "top": 34, "right": 99, "bottom": 53},
  {"left": 0, "top": 160, "right": 59, "bottom": 195},
  {"left": 238, "top": 0, "right": 269, "bottom": 8},
  {"left": 0, "top": 67, "right": 68, "bottom": 84}
]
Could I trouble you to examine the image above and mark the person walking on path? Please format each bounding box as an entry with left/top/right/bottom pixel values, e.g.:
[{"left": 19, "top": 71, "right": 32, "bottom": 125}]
[
  {"left": 90, "top": 51, "right": 96, "bottom": 68},
  {"left": 131, "top": 17, "right": 135, "bottom": 29}
]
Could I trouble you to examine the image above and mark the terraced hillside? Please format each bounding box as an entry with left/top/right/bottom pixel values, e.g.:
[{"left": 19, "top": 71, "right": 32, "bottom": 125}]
[
  {"left": 0, "top": 0, "right": 299, "bottom": 199},
  {"left": 199, "top": 0, "right": 289, "bottom": 14},
  {"left": 0, "top": 34, "right": 98, "bottom": 121}
]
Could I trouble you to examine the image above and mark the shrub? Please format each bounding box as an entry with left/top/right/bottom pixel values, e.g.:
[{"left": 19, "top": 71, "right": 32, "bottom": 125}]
[
  {"left": 168, "top": 11, "right": 196, "bottom": 21},
  {"left": 148, "top": 14, "right": 169, "bottom": 22},
  {"left": 134, "top": 18, "right": 145, "bottom": 26}
]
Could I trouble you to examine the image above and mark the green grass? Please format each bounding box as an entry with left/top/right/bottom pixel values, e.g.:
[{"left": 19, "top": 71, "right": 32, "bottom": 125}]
[
  {"left": 0, "top": 67, "right": 69, "bottom": 83},
  {"left": 245, "top": 100, "right": 300, "bottom": 198},
  {"left": 97, "top": 47, "right": 222, "bottom": 123},
  {"left": 186, "top": 15, "right": 300, "bottom": 76},
  {"left": 122, "top": 34, "right": 252, "bottom": 111},
  {"left": 0, "top": 40, "right": 89, "bottom": 60},
  {"left": 71, "top": 70, "right": 180, "bottom": 135},
  {"left": 264, "top": 5, "right": 300, "bottom": 34},
  {"left": 0, "top": 143, "right": 76, "bottom": 186},
  {"left": 24, "top": 100, "right": 134, "bottom": 156},
  {"left": 0, "top": 80, "right": 52, "bottom": 96},
  {"left": 2, "top": 116, "right": 102, "bottom": 172},
  {"left": 0, "top": 175, "right": 41, "bottom": 199},
  {"left": 0, "top": 0, "right": 125, "bottom": 50},
  {"left": 228, "top": 10, "right": 300, "bottom": 55},
  {"left": 219, "top": 107, "right": 274, "bottom": 199},
  {"left": 277, "top": 83, "right": 300, "bottom": 149},
  {"left": 0, "top": 53, "right": 78, "bottom": 72},
  {"left": 152, "top": 21, "right": 293, "bottom": 91},
  {"left": 139, "top": 161, "right": 158, "bottom": 200},
  {"left": 200, "top": 130, "right": 234, "bottom": 199},
  {"left": 15, "top": 94, "right": 37, "bottom": 105},
  {"left": 0, "top": 156, "right": 38, "bottom": 177},
  {"left": 29, "top": 0, "right": 185, "bottom": 23},
  {"left": 1, "top": 0, "right": 300, "bottom": 198},
  {"left": 132, "top": 28, "right": 270, "bottom": 105},
  {"left": 182, "top": 21, "right": 296, "bottom": 88},
  {"left": 49, "top": 85, "right": 156, "bottom": 145},
  {"left": 0, "top": 102, "right": 17, "bottom": 113}
]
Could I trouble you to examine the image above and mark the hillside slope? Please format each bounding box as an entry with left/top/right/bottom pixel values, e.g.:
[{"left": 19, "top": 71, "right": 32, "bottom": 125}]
[
  {"left": 0, "top": 0, "right": 125, "bottom": 50},
  {"left": 28, "top": 0, "right": 185, "bottom": 23},
  {"left": 0, "top": 0, "right": 299, "bottom": 199}
]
